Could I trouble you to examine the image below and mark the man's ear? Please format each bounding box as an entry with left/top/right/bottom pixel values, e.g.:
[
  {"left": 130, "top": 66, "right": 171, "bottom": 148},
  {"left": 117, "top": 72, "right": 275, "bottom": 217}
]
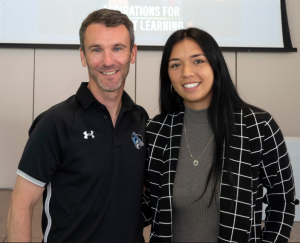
[
  {"left": 80, "top": 47, "right": 87, "bottom": 67},
  {"left": 130, "top": 44, "right": 137, "bottom": 64}
]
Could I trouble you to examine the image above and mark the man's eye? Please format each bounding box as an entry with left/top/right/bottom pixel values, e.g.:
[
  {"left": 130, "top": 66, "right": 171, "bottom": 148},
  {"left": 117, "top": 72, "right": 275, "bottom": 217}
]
[
  {"left": 93, "top": 49, "right": 100, "bottom": 52},
  {"left": 114, "top": 47, "right": 121, "bottom": 51}
]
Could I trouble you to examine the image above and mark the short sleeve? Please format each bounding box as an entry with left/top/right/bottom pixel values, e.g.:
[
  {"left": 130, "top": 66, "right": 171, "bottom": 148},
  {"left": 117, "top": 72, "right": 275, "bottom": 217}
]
[{"left": 17, "top": 111, "right": 67, "bottom": 187}]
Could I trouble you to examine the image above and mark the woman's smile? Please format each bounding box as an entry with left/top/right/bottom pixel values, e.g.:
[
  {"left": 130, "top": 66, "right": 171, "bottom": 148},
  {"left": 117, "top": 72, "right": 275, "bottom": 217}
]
[{"left": 183, "top": 82, "right": 201, "bottom": 91}]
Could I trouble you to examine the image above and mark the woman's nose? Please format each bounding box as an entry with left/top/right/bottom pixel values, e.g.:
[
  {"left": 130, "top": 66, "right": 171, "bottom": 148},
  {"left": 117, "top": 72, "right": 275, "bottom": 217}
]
[{"left": 182, "top": 64, "right": 195, "bottom": 78}]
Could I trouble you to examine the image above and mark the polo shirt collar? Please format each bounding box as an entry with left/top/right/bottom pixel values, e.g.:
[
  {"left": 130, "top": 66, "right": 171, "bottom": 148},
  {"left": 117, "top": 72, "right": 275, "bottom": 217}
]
[
  {"left": 76, "top": 82, "right": 137, "bottom": 111},
  {"left": 76, "top": 82, "right": 97, "bottom": 110},
  {"left": 121, "top": 89, "right": 136, "bottom": 111}
]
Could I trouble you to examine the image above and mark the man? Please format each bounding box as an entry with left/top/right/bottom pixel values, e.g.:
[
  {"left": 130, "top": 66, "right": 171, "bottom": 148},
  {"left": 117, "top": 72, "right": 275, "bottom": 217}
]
[{"left": 7, "top": 9, "right": 148, "bottom": 242}]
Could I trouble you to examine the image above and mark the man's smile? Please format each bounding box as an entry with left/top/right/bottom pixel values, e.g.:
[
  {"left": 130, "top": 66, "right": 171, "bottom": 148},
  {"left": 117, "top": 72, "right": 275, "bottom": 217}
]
[{"left": 100, "top": 70, "right": 119, "bottom": 75}]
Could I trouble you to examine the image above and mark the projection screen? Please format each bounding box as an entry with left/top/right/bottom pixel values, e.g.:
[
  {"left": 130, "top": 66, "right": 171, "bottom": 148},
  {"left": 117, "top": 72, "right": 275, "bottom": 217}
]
[{"left": 0, "top": 0, "right": 296, "bottom": 51}]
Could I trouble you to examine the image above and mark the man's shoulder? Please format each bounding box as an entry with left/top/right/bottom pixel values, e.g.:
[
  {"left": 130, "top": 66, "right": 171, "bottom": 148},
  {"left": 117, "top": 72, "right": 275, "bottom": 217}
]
[
  {"left": 30, "top": 94, "right": 80, "bottom": 134},
  {"left": 133, "top": 104, "right": 149, "bottom": 119}
]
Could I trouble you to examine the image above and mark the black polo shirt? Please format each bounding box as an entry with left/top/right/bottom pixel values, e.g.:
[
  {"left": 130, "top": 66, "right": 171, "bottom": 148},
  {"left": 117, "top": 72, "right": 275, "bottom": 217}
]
[{"left": 17, "top": 82, "right": 149, "bottom": 242}]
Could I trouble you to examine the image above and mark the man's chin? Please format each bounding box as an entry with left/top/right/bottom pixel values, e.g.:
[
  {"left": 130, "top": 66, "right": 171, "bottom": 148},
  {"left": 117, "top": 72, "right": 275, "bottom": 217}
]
[{"left": 97, "top": 81, "right": 124, "bottom": 93}]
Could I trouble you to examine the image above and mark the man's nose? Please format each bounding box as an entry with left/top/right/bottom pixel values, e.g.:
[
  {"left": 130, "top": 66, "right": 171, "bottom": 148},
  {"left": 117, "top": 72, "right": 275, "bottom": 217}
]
[
  {"left": 182, "top": 64, "right": 195, "bottom": 78},
  {"left": 102, "top": 52, "right": 114, "bottom": 67}
]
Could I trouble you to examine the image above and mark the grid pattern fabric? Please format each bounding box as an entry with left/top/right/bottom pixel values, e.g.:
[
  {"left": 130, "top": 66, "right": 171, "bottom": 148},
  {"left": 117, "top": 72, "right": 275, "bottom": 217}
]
[{"left": 142, "top": 105, "right": 297, "bottom": 242}]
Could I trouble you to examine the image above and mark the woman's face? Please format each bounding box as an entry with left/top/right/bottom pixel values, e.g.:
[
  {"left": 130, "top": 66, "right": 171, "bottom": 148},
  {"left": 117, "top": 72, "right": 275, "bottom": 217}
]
[{"left": 168, "top": 38, "right": 214, "bottom": 110}]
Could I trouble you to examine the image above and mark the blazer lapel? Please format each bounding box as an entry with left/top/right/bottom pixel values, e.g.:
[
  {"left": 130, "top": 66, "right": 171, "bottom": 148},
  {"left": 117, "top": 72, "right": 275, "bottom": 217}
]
[
  {"left": 218, "top": 109, "right": 252, "bottom": 242},
  {"left": 159, "top": 106, "right": 184, "bottom": 241}
]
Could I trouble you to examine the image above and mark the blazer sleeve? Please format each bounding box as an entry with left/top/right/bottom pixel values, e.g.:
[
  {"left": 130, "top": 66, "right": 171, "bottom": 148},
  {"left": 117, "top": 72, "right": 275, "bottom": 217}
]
[
  {"left": 142, "top": 155, "right": 153, "bottom": 227},
  {"left": 260, "top": 114, "right": 298, "bottom": 242},
  {"left": 142, "top": 119, "right": 154, "bottom": 227}
]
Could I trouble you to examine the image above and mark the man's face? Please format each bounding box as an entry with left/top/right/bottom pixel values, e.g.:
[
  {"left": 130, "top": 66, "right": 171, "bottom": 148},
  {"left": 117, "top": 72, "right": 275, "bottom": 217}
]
[{"left": 80, "top": 24, "right": 137, "bottom": 92}]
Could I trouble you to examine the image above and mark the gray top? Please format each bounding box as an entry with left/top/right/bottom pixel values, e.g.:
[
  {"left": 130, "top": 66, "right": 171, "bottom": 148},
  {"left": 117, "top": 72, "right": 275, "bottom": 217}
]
[{"left": 172, "top": 104, "right": 220, "bottom": 242}]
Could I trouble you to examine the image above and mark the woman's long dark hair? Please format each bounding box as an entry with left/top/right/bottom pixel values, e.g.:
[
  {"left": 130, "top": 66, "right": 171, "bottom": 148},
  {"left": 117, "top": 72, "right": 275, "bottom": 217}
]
[{"left": 159, "top": 28, "right": 259, "bottom": 206}]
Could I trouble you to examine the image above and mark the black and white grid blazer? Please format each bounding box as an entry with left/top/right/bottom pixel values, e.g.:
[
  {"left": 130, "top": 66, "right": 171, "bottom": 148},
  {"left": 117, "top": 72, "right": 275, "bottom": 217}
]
[{"left": 142, "top": 105, "right": 297, "bottom": 242}]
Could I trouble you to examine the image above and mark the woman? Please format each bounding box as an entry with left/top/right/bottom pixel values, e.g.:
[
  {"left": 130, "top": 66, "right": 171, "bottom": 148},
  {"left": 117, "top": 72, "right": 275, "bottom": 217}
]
[{"left": 142, "top": 28, "right": 297, "bottom": 242}]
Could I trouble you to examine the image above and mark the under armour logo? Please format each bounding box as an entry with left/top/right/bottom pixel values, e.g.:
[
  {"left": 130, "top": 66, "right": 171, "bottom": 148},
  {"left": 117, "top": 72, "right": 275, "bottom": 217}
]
[{"left": 83, "top": 131, "right": 95, "bottom": 139}]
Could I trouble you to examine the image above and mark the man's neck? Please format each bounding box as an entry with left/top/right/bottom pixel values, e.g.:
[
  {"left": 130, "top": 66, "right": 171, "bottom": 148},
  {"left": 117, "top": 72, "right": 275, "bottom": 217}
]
[{"left": 87, "top": 81, "right": 124, "bottom": 127}]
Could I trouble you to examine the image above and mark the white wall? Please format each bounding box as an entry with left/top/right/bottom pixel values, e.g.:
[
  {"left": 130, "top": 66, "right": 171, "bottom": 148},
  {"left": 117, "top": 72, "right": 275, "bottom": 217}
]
[
  {"left": 237, "top": 0, "right": 300, "bottom": 136},
  {"left": 0, "top": 49, "right": 34, "bottom": 188}
]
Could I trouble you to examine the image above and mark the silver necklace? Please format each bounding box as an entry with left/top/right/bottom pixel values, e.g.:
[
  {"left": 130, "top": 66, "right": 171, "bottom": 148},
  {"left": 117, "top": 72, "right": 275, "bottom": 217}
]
[{"left": 183, "top": 117, "right": 214, "bottom": 166}]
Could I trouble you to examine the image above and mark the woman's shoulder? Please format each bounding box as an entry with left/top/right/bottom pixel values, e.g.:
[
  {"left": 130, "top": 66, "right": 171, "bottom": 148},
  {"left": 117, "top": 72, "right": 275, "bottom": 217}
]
[
  {"left": 235, "top": 106, "right": 283, "bottom": 138},
  {"left": 145, "top": 114, "right": 170, "bottom": 144},
  {"left": 233, "top": 105, "right": 272, "bottom": 124},
  {"left": 146, "top": 107, "right": 184, "bottom": 130},
  {"left": 232, "top": 106, "right": 283, "bottom": 144},
  {"left": 146, "top": 113, "right": 170, "bottom": 131}
]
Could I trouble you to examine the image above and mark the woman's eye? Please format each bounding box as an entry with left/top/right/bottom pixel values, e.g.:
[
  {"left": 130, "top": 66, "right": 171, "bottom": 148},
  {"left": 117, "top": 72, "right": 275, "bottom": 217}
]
[
  {"left": 194, "top": 59, "right": 203, "bottom": 64},
  {"left": 170, "top": 63, "right": 180, "bottom": 68}
]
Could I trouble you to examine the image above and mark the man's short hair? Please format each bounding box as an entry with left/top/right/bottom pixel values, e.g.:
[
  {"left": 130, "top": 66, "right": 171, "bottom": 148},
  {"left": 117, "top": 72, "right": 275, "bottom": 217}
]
[{"left": 79, "top": 8, "right": 135, "bottom": 53}]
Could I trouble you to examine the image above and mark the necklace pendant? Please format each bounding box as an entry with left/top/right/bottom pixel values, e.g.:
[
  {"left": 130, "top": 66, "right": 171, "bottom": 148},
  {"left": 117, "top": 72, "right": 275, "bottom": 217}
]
[{"left": 193, "top": 160, "right": 199, "bottom": 166}]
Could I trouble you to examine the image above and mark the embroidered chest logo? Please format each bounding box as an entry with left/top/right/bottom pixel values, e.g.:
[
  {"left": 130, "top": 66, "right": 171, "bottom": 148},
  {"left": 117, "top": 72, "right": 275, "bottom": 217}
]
[
  {"left": 132, "top": 132, "right": 144, "bottom": 149},
  {"left": 83, "top": 131, "right": 95, "bottom": 139}
]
